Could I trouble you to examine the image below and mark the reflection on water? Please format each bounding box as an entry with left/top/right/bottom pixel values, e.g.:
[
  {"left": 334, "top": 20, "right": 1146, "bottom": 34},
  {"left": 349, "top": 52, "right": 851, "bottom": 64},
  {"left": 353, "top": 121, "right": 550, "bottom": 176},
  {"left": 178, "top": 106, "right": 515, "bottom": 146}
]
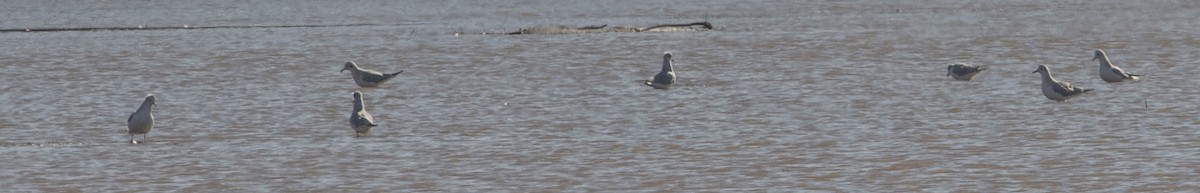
[{"left": 2, "top": 0, "right": 1199, "bottom": 192}]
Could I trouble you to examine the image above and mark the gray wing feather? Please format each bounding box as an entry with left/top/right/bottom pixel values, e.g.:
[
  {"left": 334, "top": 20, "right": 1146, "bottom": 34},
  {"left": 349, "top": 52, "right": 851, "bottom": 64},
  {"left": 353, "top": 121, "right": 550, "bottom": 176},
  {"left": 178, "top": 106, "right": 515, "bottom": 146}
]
[
  {"left": 652, "top": 71, "right": 674, "bottom": 84},
  {"left": 1052, "top": 81, "right": 1079, "bottom": 96},
  {"left": 360, "top": 71, "right": 392, "bottom": 83},
  {"left": 949, "top": 66, "right": 973, "bottom": 76},
  {"left": 1111, "top": 68, "right": 1135, "bottom": 78},
  {"left": 360, "top": 112, "right": 375, "bottom": 125},
  {"left": 352, "top": 112, "right": 375, "bottom": 127}
]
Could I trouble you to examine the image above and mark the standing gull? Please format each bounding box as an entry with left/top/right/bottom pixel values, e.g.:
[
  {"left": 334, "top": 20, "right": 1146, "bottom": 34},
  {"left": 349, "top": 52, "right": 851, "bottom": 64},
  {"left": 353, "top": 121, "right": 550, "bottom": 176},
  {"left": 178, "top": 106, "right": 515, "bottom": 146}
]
[
  {"left": 1093, "top": 49, "right": 1141, "bottom": 83},
  {"left": 349, "top": 91, "right": 377, "bottom": 137},
  {"left": 1033, "top": 65, "right": 1093, "bottom": 102},
  {"left": 947, "top": 63, "right": 986, "bottom": 81},
  {"left": 644, "top": 52, "right": 676, "bottom": 89},
  {"left": 127, "top": 94, "right": 156, "bottom": 144},
  {"left": 341, "top": 61, "right": 404, "bottom": 87}
]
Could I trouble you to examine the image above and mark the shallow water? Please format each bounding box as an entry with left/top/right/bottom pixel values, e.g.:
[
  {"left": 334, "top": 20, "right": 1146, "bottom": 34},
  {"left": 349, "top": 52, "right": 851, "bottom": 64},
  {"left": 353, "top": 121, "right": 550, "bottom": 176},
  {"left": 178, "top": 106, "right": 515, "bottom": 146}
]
[{"left": 3, "top": 0, "right": 1200, "bottom": 192}]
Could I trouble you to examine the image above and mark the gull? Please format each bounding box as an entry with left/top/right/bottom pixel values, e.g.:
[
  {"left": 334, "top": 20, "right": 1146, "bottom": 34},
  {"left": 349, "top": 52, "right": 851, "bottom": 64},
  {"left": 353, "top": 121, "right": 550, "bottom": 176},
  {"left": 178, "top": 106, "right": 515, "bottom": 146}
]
[
  {"left": 126, "top": 94, "right": 156, "bottom": 144},
  {"left": 644, "top": 52, "right": 676, "bottom": 89},
  {"left": 947, "top": 63, "right": 986, "bottom": 81},
  {"left": 1033, "top": 65, "right": 1093, "bottom": 102},
  {"left": 341, "top": 61, "right": 404, "bottom": 87},
  {"left": 349, "top": 91, "right": 377, "bottom": 137},
  {"left": 1093, "top": 49, "right": 1141, "bottom": 83}
]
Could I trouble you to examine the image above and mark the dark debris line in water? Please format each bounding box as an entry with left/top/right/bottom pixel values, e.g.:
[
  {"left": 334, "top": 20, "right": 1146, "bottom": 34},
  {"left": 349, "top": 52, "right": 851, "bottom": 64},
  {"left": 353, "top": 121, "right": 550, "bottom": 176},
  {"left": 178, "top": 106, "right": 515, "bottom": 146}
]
[
  {"left": 1, "top": 21, "right": 715, "bottom": 35},
  {"left": 0, "top": 23, "right": 424, "bottom": 33},
  {"left": 1, "top": 142, "right": 105, "bottom": 147}
]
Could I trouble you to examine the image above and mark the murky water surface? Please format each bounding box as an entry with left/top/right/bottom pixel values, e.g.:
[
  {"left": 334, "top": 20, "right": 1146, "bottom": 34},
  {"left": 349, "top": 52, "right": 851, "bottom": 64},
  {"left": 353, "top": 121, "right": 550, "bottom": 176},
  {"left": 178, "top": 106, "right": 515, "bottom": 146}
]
[{"left": 3, "top": 0, "right": 1200, "bottom": 192}]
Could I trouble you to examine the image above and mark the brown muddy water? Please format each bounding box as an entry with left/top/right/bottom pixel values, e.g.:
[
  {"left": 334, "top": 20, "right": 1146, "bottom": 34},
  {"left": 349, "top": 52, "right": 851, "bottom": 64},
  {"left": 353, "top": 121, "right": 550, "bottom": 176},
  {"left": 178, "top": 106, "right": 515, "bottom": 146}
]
[{"left": 2, "top": 0, "right": 1199, "bottom": 192}]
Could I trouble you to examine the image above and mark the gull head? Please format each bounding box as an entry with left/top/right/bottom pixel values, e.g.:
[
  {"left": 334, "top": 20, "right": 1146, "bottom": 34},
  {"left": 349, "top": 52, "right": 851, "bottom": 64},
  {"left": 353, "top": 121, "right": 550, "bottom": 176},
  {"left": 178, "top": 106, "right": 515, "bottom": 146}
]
[
  {"left": 341, "top": 61, "right": 358, "bottom": 72},
  {"left": 1033, "top": 65, "right": 1049, "bottom": 74},
  {"left": 1092, "top": 49, "right": 1106, "bottom": 61},
  {"left": 145, "top": 94, "right": 157, "bottom": 107},
  {"left": 662, "top": 52, "right": 675, "bottom": 66}
]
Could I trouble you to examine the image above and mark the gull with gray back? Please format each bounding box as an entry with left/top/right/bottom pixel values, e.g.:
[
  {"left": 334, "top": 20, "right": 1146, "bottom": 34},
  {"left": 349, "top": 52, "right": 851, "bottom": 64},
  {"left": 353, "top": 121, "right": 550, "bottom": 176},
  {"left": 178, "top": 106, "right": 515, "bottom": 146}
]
[
  {"left": 127, "top": 94, "right": 156, "bottom": 144},
  {"left": 341, "top": 61, "right": 404, "bottom": 88},
  {"left": 644, "top": 52, "right": 676, "bottom": 89},
  {"left": 1093, "top": 49, "right": 1141, "bottom": 83},
  {"left": 1033, "top": 65, "right": 1093, "bottom": 102},
  {"left": 349, "top": 91, "right": 377, "bottom": 137},
  {"left": 947, "top": 63, "right": 986, "bottom": 81}
]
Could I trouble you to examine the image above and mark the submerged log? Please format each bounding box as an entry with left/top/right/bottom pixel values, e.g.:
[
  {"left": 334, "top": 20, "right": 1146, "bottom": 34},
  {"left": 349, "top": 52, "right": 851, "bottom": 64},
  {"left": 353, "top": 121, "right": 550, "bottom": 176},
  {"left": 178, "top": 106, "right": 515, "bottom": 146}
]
[
  {"left": 506, "top": 22, "right": 713, "bottom": 35},
  {"left": 642, "top": 22, "right": 714, "bottom": 32}
]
